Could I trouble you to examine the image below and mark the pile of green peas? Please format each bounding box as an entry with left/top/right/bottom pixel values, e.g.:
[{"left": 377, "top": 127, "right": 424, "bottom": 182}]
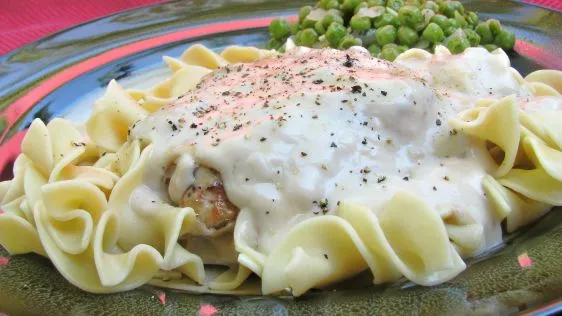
[{"left": 267, "top": 0, "right": 516, "bottom": 61}]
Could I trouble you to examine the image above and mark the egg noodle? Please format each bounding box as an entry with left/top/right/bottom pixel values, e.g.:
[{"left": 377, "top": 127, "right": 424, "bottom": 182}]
[{"left": 0, "top": 43, "right": 561, "bottom": 296}]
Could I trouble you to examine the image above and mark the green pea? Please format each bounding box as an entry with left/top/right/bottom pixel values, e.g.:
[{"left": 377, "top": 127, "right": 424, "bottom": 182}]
[
  {"left": 269, "top": 19, "right": 291, "bottom": 40},
  {"left": 415, "top": 38, "right": 430, "bottom": 49},
  {"left": 316, "top": 38, "right": 331, "bottom": 48},
  {"left": 487, "top": 19, "right": 502, "bottom": 35},
  {"left": 398, "top": 44, "right": 409, "bottom": 53},
  {"left": 326, "top": 22, "right": 348, "bottom": 47},
  {"left": 483, "top": 44, "right": 499, "bottom": 52},
  {"left": 266, "top": 38, "right": 282, "bottom": 50},
  {"left": 342, "top": 0, "right": 363, "bottom": 12},
  {"left": 368, "top": 0, "right": 385, "bottom": 5},
  {"left": 439, "top": 1, "right": 456, "bottom": 17},
  {"left": 374, "top": 12, "right": 400, "bottom": 28},
  {"left": 320, "top": 0, "right": 340, "bottom": 10},
  {"left": 446, "top": 35, "right": 470, "bottom": 54},
  {"left": 398, "top": 5, "right": 423, "bottom": 28},
  {"left": 302, "top": 18, "right": 317, "bottom": 29},
  {"left": 376, "top": 25, "right": 397, "bottom": 46},
  {"left": 338, "top": 35, "right": 363, "bottom": 49},
  {"left": 278, "top": 43, "right": 286, "bottom": 53},
  {"left": 355, "top": 2, "right": 369, "bottom": 14},
  {"left": 328, "top": 0, "right": 342, "bottom": 10},
  {"left": 444, "top": 18, "right": 460, "bottom": 36},
  {"left": 422, "top": 22, "right": 445, "bottom": 43},
  {"left": 430, "top": 14, "right": 448, "bottom": 29},
  {"left": 464, "top": 28, "right": 480, "bottom": 46},
  {"left": 350, "top": 15, "right": 372, "bottom": 31},
  {"left": 440, "top": 1, "right": 463, "bottom": 18},
  {"left": 397, "top": 26, "right": 419, "bottom": 46},
  {"left": 451, "top": 1, "right": 465, "bottom": 14},
  {"left": 446, "top": 17, "right": 460, "bottom": 29},
  {"left": 314, "top": 20, "right": 327, "bottom": 34},
  {"left": 322, "top": 14, "right": 344, "bottom": 29},
  {"left": 383, "top": 43, "right": 399, "bottom": 49},
  {"left": 354, "top": 38, "right": 365, "bottom": 48},
  {"left": 369, "top": 5, "right": 387, "bottom": 15},
  {"left": 420, "top": 9, "right": 435, "bottom": 31},
  {"left": 331, "top": 9, "right": 345, "bottom": 17},
  {"left": 424, "top": 1, "right": 439, "bottom": 12},
  {"left": 296, "top": 28, "right": 319, "bottom": 46},
  {"left": 453, "top": 11, "right": 467, "bottom": 28},
  {"left": 386, "top": 0, "right": 404, "bottom": 11},
  {"left": 380, "top": 44, "right": 401, "bottom": 61},
  {"left": 405, "top": 0, "right": 421, "bottom": 6},
  {"left": 475, "top": 22, "right": 493, "bottom": 44},
  {"left": 386, "top": 7, "right": 399, "bottom": 17},
  {"left": 361, "top": 29, "right": 378, "bottom": 47},
  {"left": 290, "top": 22, "right": 300, "bottom": 35},
  {"left": 422, "top": 8, "right": 436, "bottom": 20},
  {"left": 466, "top": 11, "right": 479, "bottom": 27},
  {"left": 494, "top": 29, "right": 516, "bottom": 50},
  {"left": 299, "top": 6, "right": 312, "bottom": 22},
  {"left": 368, "top": 43, "right": 382, "bottom": 56}
]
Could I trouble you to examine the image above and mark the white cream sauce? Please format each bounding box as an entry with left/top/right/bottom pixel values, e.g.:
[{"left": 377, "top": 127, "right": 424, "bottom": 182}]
[{"left": 131, "top": 46, "right": 534, "bottom": 259}]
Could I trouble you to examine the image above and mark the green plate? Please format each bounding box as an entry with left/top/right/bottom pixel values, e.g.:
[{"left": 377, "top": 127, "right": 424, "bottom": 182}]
[{"left": 1, "top": 0, "right": 561, "bottom": 315}]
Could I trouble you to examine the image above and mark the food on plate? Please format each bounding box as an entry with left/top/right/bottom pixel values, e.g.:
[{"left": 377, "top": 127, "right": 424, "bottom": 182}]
[
  {"left": 1, "top": 41, "right": 561, "bottom": 296},
  {"left": 268, "top": 0, "right": 517, "bottom": 60}
]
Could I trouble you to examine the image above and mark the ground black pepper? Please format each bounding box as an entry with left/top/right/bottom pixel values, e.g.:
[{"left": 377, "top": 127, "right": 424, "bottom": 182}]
[{"left": 343, "top": 54, "right": 353, "bottom": 68}]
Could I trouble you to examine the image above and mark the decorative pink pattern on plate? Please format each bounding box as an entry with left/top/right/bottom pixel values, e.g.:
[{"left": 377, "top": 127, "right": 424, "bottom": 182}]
[
  {"left": 0, "top": 257, "right": 10, "bottom": 266},
  {"left": 0, "top": 1, "right": 560, "bottom": 55},
  {"left": 198, "top": 304, "right": 218, "bottom": 316}
]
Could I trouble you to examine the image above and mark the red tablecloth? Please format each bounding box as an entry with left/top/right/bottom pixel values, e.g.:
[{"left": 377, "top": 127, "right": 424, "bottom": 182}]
[{"left": 0, "top": 0, "right": 561, "bottom": 55}]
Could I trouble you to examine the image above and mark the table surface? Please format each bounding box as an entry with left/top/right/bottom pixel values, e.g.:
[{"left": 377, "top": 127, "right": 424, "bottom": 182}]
[{"left": 0, "top": 0, "right": 561, "bottom": 55}]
